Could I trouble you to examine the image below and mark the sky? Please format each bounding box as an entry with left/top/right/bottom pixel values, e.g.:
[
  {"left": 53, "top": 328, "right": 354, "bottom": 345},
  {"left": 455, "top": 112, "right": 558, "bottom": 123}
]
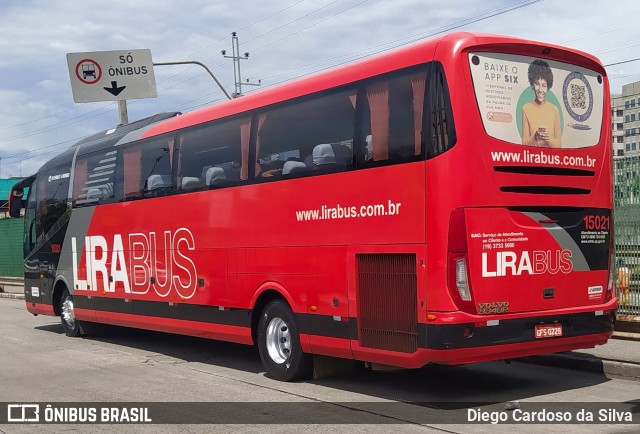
[{"left": 1, "top": 0, "right": 640, "bottom": 177}]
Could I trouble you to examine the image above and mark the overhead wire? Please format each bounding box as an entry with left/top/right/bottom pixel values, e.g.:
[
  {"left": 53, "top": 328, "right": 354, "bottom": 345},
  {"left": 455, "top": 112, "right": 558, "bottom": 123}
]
[
  {"left": 10, "top": 0, "right": 640, "bottom": 172},
  {"left": 150, "top": 0, "right": 310, "bottom": 90},
  {"left": 0, "top": 0, "right": 309, "bottom": 134},
  {"left": 1, "top": 0, "right": 544, "bottom": 172},
  {"left": 173, "top": 0, "right": 543, "bottom": 94},
  {"left": 241, "top": 0, "right": 545, "bottom": 94},
  {"left": 0, "top": 0, "right": 369, "bottom": 154},
  {"left": 248, "top": 0, "right": 543, "bottom": 83},
  {"left": 168, "top": 0, "right": 364, "bottom": 92},
  {"left": 0, "top": 2, "right": 319, "bottom": 172}
]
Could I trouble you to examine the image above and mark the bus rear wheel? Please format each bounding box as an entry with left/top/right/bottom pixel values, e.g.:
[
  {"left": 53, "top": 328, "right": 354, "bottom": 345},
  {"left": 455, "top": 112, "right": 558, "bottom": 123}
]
[
  {"left": 60, "top": 288, "right": 81, "bottom": 337},
  {"left": 257, "top": 300, "right": 313, "bottom": 382}
]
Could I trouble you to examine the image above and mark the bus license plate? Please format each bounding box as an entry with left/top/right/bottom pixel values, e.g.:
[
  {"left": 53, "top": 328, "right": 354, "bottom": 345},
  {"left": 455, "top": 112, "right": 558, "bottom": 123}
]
[{"left": 535, "top": 324, "right": 563, "bottom": 338}]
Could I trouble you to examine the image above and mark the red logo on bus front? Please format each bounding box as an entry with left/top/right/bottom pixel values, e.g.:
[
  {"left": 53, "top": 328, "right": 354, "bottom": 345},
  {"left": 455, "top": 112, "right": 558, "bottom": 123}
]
[{"left": 71, "top": 228, "right": 198, "bottom": 299}]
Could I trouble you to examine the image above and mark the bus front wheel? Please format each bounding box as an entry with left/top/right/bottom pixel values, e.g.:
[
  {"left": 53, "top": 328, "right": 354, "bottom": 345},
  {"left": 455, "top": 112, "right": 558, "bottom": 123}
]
[
  {"left": 59, "top": 288, "right": 81, "bottom": 337},
  {"left": 257, "top": 300, "right": 313, "bottom": 381}
]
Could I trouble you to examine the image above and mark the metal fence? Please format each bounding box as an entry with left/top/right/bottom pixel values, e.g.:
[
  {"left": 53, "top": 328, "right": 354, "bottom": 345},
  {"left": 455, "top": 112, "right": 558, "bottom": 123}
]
[
  {"left": 0, "top": 217, "right": 24, "bottom": 277},
  {"left": 614, "top": 155, "right": 640, "bottom": 315}
]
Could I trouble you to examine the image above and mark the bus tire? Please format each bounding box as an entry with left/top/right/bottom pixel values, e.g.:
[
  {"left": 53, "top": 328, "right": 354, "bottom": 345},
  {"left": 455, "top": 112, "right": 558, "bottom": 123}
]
[
  {"left": 257, "top": 300, "right": 312, "bottom": 382},
  {"left": 59, "top": 288, "right": 81, "bottom": 337}
]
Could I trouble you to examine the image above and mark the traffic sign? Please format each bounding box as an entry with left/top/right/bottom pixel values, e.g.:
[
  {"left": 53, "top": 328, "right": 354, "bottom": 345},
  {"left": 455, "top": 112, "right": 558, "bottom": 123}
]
[{"left": 66, "top": 49, "right": 157, "bottom": 103}]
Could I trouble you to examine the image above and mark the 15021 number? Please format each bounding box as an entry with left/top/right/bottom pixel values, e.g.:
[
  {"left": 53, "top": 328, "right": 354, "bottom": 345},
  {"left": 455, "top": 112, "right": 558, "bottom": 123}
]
[{"left": 583, "top": 215, "right": 610, "bottom": 230}]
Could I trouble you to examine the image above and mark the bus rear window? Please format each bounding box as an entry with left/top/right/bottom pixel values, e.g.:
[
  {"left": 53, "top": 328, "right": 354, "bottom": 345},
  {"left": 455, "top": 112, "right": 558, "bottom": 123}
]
[{"left": 468, "top": 52, "right": 604, "bottom": 149}]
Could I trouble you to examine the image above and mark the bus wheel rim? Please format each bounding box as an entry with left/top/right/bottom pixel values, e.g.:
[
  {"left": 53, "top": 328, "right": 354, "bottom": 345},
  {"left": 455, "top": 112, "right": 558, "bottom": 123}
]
[
  {"left": 266, "top": 317, "right": 291, "bottom": 365},
  {"left": 62, "top": 296, "right": 76, "bottom": 329}
]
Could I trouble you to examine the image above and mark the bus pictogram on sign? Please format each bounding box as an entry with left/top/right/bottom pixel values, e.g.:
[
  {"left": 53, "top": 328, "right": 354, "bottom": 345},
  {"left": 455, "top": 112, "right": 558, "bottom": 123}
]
[{"left": 75, "top": 59, "right": 102, "bottom": 85}]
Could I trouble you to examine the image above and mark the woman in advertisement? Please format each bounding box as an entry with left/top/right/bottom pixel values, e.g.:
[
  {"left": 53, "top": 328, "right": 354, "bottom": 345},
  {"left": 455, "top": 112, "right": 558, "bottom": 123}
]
[{"left": 521, "top": 59, "right": 562, "bottom": 148}]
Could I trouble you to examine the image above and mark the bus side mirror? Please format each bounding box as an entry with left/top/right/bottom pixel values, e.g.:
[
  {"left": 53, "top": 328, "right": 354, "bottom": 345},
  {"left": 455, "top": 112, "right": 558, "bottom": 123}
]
[{"left": 9, "top": 189, "right": 23, "bottom": 218}]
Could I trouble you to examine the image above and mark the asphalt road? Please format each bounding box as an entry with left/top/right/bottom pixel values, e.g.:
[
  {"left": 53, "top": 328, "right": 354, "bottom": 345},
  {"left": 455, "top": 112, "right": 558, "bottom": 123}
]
[{"left": 0, "top": 297, "right": 638, "bottom": 433}]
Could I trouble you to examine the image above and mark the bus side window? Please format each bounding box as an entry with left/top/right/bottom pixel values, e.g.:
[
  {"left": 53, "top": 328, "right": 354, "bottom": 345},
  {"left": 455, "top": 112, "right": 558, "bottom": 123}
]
[
  {"left": 255, "top": 88, "right": 357, "bottom": 179},
  {"left": 426, "top": 62, "right": 456, "bottom": 158},
  {"left": 360, "top": 67, "right": 427, "bottom": 166},
  {"left": 37, "top": 164, "right": 71, "bottom": 236},
  {"left": 177, "top": 117, "right": 249, "bottom": 189},
  {"left": 120, "top": 136, "right": 175, "bottom": 199},
  {"left": 73, "top": 150, "right": 117, "bottom": 206}
]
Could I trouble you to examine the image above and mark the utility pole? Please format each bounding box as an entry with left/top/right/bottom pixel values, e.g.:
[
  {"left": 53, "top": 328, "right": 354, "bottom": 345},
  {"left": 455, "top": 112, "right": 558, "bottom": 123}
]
[{"left": 221, "top": 32, "right": 261, "bottom": 98}]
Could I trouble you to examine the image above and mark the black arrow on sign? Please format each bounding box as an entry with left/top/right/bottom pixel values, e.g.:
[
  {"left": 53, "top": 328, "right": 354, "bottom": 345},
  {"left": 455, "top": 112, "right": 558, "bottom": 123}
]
[{"left": 103, "top": 81, "right": 126, "bottom": 96}]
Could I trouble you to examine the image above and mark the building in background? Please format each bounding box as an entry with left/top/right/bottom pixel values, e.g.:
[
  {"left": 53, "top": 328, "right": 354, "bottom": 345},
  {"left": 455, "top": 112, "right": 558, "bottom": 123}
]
[
  {"left": 612, "top": 93, "right": 624, "bottom": 157},
  {"left": 621, "top": 81, "right": 640, "bottom": 157},
  {"left": 613, "top": 82, "right": 640, "bottom": 205},
  {"left": 0, "top": 177, "right": 25, "bottom": 219}
]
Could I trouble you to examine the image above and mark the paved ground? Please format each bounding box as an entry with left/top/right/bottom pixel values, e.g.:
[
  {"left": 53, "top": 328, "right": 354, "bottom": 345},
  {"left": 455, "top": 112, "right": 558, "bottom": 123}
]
[
  {"left": 2, "top": 280, "right": 639, "bottom": 381},
  {"left": 1, "top": 295, "right": 639, "bottom": 433}
]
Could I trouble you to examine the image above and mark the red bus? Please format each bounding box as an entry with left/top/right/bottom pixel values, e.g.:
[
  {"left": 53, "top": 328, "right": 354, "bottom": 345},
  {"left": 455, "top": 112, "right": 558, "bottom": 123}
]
[{"left": 10, "top": 32, "right": 615, "bottom": 381}]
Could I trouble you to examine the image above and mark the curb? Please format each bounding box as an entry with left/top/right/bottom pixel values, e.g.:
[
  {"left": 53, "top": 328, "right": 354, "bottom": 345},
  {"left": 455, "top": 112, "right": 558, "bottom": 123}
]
[
  {"left": 517, "top": 353, "right": 640, "bottom": 380},
  {"left": 614, "top": 331, "right": 640, "bottom": 341},
  {"left": 0, "top": 292, "right": 24, "bottom": 299},
  {"left": 615, "top": 317, "right": 640, "bottom": 334},
  {"left": 0, "top": 277, "right": 24, "bottom": 285}
]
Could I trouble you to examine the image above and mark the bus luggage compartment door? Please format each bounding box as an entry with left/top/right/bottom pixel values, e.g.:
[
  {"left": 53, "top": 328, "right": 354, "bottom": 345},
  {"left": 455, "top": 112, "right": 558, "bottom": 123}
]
[{"left": 461, "top": 207, "right": 611, "bottom": 314}]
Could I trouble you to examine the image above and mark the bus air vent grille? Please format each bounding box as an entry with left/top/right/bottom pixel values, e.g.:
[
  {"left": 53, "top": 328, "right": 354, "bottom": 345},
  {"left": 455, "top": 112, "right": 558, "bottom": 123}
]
[
  {"left": 499, "top": 186, "right": 591, "bottom": 195},
  {"left": 356, "top": 253, "right": 418, "bottom": 353},
  {"left": 493, "top": 166, "right": 595, "bottom": 176}
]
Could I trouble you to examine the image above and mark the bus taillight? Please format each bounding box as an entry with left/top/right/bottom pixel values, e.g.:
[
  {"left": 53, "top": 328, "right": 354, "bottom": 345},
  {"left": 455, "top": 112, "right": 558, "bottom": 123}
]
[
  {"left": 606, "top": 249, "right": 615, "bottom": 303},
  {"left": 448, "top": 209, "right": 475, "bottom": 313},
  {"left": 455, "top": 258, "right": 471, "bottom": 301}
]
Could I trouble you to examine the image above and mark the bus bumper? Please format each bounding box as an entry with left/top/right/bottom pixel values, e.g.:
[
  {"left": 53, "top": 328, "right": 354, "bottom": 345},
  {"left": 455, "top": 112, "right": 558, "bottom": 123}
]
[
  {"left": 352, "top": 306, "right": 615, "bottom": 369},
  {"left": 422, "top": 307, "right": 615, "bottom": 366}
]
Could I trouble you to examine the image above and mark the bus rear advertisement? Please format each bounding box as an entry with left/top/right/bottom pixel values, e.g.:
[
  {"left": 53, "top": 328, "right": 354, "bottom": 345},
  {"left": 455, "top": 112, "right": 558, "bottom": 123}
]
[{"left": 10, "top": 32, "right": 615, "bottom": 381}]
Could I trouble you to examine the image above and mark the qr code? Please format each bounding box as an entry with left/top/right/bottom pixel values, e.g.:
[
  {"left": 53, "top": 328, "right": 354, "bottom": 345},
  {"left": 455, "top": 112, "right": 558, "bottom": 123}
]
[{"left": 570, "top": 83, "right": 586, "bottom": 109}]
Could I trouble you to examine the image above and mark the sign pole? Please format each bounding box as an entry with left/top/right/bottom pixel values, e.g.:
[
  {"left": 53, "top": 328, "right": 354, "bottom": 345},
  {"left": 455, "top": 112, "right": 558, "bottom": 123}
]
[
  {"left": 118, "top": 100, "right": 129, "bottom": 125},
  {"left": 153, "top": 61, "right": 232, "bottom": 100}
]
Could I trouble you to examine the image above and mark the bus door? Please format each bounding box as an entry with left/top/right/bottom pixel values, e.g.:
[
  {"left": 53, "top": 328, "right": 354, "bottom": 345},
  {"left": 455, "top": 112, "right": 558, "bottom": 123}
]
[
  {"left": 22, "top": 172, "right": 63, "bottom": 314},
  {"left": 14, "top": 176, "right": 44, "bottom": 307}
]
